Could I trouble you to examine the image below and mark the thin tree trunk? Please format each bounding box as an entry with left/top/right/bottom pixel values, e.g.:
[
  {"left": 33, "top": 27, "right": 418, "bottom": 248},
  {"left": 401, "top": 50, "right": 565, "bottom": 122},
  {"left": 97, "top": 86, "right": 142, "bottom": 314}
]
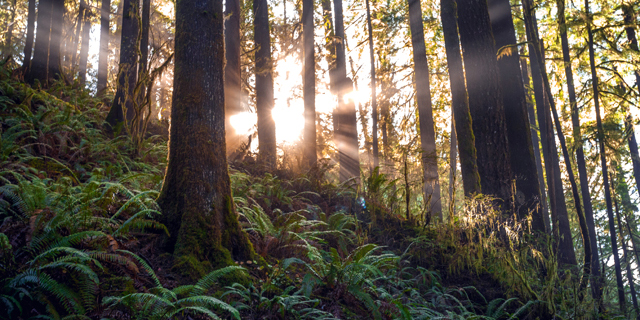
[
  {"left": 225, "top": 0, "right": 243, "bottom": 154},
  {"left": 303, "top": 0, "right": 317, "bottom": 167},
  {"left": 157, "top": 0, "right": 255, "bottom": 273},
  {"left": 487, "top": 0, "right": 543, "bottom": 231},
  {"left": 105, "top": 0, "right": 140, "bottom": 129},
  {"left": 622, "top": 4, "right": 640, "bottom": 195},
  {"left": 521, "top": 0, "right": 577, "bottom": 265},
  {"left": 449, "top": 112, "right": 457, "bottom": 219},
  {"left": 520, "top": 57, "right": 550, "bottom": 232},
  {"left": 96, "top": 0, "right": 111, "bottom": 93},
  {"left": 440, "top": 0, "right": 480, "bottom": 196},
  {"left": 48, "top": 0, "right": 65, "bottom": 82},
  {"left": 71, "top": 1, "right": 85, "bottom": 71},
  {"left": 138, "top": 0, "right": 150, "bottom": 94},
  {"left": 254, "top": 0, "right": 277, "bottom": 165},
  {"left": 365, "top": 0, "right": 379, "bottom": 169},
  {"left": 408, "top": 0, "right": 441, "bottom": 221},
  {"left": 557, "top": 0, "right": 601, "bottom": 299},
  {"left": 586, "top": 0, "right": 626, "bottom": 311},
  {"left": 22, "top": 0, "right": 37, "bottom": 72},
  {"left": 78, "top": 6, "right": 92, "bottom": 86},
  {"left": 614, "top": 172, "right": 639, "bottom": 314},
  {"left": 321, "top": 0, "right": 341, "bottom": 160},
  {"left": 4, "top": 0, "right": 17, "bottom": 58},
  {"left": 27, "top": 0, "right": 53, "bottom": 85},
  {"left": 456, "top": 0, "right": 513, "bottom": 210}
]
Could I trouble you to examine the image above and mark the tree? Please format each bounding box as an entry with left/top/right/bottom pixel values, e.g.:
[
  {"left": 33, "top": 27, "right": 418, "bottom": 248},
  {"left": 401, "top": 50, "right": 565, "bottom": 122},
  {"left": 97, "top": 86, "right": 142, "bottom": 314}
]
[
  {"left": 613, "top": 170, "right": 639, "bottom": 314},
  {"left": 27, "top": 0, "right": 53, "bottom": 85},
  {"left": 156, "top": 0, "right": 254, "bottom": 272},
  {"left": 48, "top": 0, "right": 65, "bottom": 82},
  {"left": 105, "top": 0, "right": 140, "bottom": 129},
  {"left": 440, "top": 0, "right": 480, "bottom": 197},
  {"left": 3, "top": 0, "right": 17, "bottom": 59},
  {"left": 224, "top": 0, "right": 243, "bottom": 154},
  {"left": 365, "top": 0, "right": 379, "bottom": 169},
  {"left": 22, "top": 0, "right": 37, "bottom": 73},
  {"left": 407, "top": 0, "right": 441, "bottom": 220},
  {"left": 622, "top": 4, "right": 640, "bottom": 195},
  {"left": 455, "top": 0, "right": 513, "bottom": 210},
  {"left": 487, "top": 0, "right": 543, "bottom": 230},
  {"left": 302, "top": 0, "right": 317, "bottom": 167},
  {"left": 71, "top": 0, "right": 86, "bottom": 70},
  {"left": 254, "top": 0, "right": 277, "bottom": 165},
  {"left": 138, "top": 0, "right": 151, "bottom": 97},
  {"left": 78, "top": 5, "right": 92, "bottom": 85},
  {"left": 97, "top": 0, "right": 111, "bottom": 93}
]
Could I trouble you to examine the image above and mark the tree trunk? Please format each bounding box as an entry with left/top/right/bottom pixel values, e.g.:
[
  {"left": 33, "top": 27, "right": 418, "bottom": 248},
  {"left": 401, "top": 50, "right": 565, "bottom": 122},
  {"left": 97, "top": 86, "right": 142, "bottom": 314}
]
[
  {"left": 622, "top": 4, "right": 640, "bottom": 195},
  {"left": 365, "top": 0, "right": 379, "bottom": 169},
  {"left": 254, "top": 0, "right": 277, "bottom": 165},
  {"left": 585, "top": 0, "right": 626, "bottom": 312},
  {"left": 71, "top": 1, "right": 85, "bottom": 71},
  {"left": 224, "top": 0, "right": 243, "bottom": 154},
  {"left": 521, "top": 0, "right": 576, "bottom": 265},
  {"left": 557, "top": 0, "right": 601, "bottom": 299},
  {"left": 78, "top": 7, "right": 92, "bottom": 86},
  {"left": 96, "top": 0, "right": 111, "bottom": 93},
  {"left": 520, "top": 57, "right": 550, "bottom": 232},
  {"left": 614, "top": 171, "right": 639, "bottom": 314},
  {"left": 138, "top": 0, "right": 150, "bottom": 95},
  {"left": 440, "top": 0, "right": 480, "bottom": 196},
  {"left": 157, "top": 0, "right": 255, "bottom": 274},
  {"left": 4, "top": 0, "right": 17, "bottom": 59},
  {"left": 22, "top": 0, "right": 37, "bottom": 72},
  {"left": 48, "top": 0, "right": 65, "bottom": 82},
  {"left": 105, "top": 0, "right": 140, "bottom": 129},
  {"left": 487, "top": 0, "right": 543, "bottom": 231},
  {"left": 302, "top": 0, "right": 317, "bottom": 167},
  {"left": 455, "top": 0, "right": 513, "bottom": 210},
  {"left": 449, "top": 112, "right": 457, "bottom": 218},
  {"left": 333, "top": 0, "right": 360, "bottom": 182},
  {"left": 408, "top": 0, "right": 441, "bottom": 221},
  {"left": 27, "top": 0, "right": 53, "bottom": 86}
]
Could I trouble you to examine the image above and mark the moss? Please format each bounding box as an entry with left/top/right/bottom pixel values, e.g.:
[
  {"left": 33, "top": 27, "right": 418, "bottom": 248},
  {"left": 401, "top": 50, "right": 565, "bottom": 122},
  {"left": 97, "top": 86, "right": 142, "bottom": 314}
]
[{"left": 172, "top": 254, "right": 213, "bottom": 280}]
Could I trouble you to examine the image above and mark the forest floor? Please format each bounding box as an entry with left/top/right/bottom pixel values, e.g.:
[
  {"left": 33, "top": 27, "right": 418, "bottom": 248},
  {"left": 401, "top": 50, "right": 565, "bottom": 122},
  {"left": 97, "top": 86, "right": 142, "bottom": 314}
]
[{"left": 0, "top": 64, "right": 607, "bottom": 319}]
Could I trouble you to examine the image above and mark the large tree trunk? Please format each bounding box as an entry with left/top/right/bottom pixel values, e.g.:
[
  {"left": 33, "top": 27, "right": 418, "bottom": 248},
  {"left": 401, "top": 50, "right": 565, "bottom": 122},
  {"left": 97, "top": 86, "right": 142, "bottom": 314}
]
[
  {"left": 321, "top": 0, "right": 340, "bottom": 158},
  {"left": 520, "top": 57, "right": 550, "bottom": 232},
  {"left": 27, "top": 0, "right": 53, "bottom": 86},
  {"left": 408, "top": 0, "right": 441, "bottom": 221},
  {"left": 96, "top": 0, "right": 111, "bottom": 93},
  {"left": 157, "top": 0, "right": 254, "bottom": 274},
  {"left": 557, "top": 0, "right": 600, "bottom": 299},
  {"left": 521, "top": 0, "right": 576, "bottom": 266},
  {"left": 138, "top": 0, "right": 150, "bottom": 96},
  {"left": 48, "top": 0, "right": 65, "bottom": 82},
  {"left": 22, "top": 0, "right": 37, "bottom": 72},
  {"left": 302, "top": 0, "right": 317, "bottom": 167},
  {"left": 71, "top": 1, "right": 85, "bottom": 71},
  {"left": 254, "top": 0, "right": 277, "bottom": 165},
  {"left": 365, "top": 0, "right": 379, "bottom": 169},
  {"left": 487, "top": 0, "right": 543, "bottom": 231},
  {"left": 105, "top": 0, "right": 140, "bottom": 129},
  {"left": 224, "top": 0, "right": 243, "bottom": 155},
  {"left": 78, "top": 7, "right": 92, "bottom": 86},
  {"left": 440, "top": 0, "right": 480, "bottom": 196},
  {"left": 333, "top": 0, "right": 360, "bottom": 182},
  {"left": 455, "top": 0, "right": 513, "bottom": 210},
  {"left": 4, "top": 0, "right": 17, "bottom": 59},
  {"left": 585, "top": 0, "right": 625, "bottom": 312}
]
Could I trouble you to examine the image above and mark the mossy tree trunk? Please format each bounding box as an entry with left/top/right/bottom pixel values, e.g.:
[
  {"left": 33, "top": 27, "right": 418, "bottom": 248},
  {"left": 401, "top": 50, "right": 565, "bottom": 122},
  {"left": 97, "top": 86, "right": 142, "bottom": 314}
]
[
  {"left": 224, "top": 0, "right": 244, "bottom": 155},
  {"left": 302, "top": 0, "right": 317, "bottom": 168},
  {"left": 71, "top": 1, "right": 85, "bottom": 71},
  {"left": 105, "top": 0, "right": 139, "bottom": 129},
  {"left": 440, "top": 0, "right": 480, "bottom": 197},
  {"left": 487, "top": 0, "right": 543, "bottom": 231},
  {"left": 254, "top": 0, "right": 277, "bottom": 165},
  {"left": 27, "top": 0, "right": 53, "bottom": 86},
  {"left": 137, "top": 0, "right": 150, "bottom": 99},
  {"left": 408, "top": 0, "right": 441, "bottom": 221},
  {"left": 96, "top": 0, "right": 111, "bottom": 94},
  {"left": 22, "top": 0, "right": 37, "bottom": 73},
  {"left": 157, "top": 0, "right": 254, "bottom": 274},
  {"left": 78, "top": 6, "right": 92, "bottom": 86},
  {"left": 455, "top": 0, "right": 513, "bottom": 210}
]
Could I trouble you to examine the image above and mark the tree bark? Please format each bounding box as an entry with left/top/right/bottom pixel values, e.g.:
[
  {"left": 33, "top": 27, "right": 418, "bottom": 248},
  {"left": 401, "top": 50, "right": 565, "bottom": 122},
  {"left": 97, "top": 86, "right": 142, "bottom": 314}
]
[
  {"left": 22, "top": 0, "right": 37, "bottom": 72},
  {"left": 622, "top": 4, "right": 640, "bottom": 196},
  {"left": 408, "top": 0, "right": 441, "bottom": 220},
  {"left": 521, "top": 0, "right": 576, "bottom": 265},
  {"left": 78, "top": 6, "right": 92, "bottom": 86},
  {"left": 105, "top": 0, "right": 140, "bottom": 129},
  {"left": 440, "top": 0, "right": 480, "bottom": 197},
  {"left": 557, "top": 0, "right": 601, "bottom": 299},
  {"left": 224, "top": 0, "right": 243, "bottom": 154},
  {"left": 614, "top": 171, "right": 639, "bottom": 314},
  {"left": 254, "top": 0, "right": 277, "bottom": 165},
  {"left": 365, "top": 0, "right": 379, "bottom": 169},
  {"left": 455, "top": 0, "right": 513, "bottom": 210},
  {"left": 4, "top": 0, "right": 17, "bottom": 59},
  {"left": 157, "top": 0, "right": 254, "bottom": 272},
  {"left": 71, "top": 1, "right": 85, "bottom": 71},
  {"left": 487, "top": 0, "right": 543, "bottom": 231},
  {"left": 302, "top": 0, "right": 317, "bottom": 167},
  {"left": 48, "top": 0, "right": 65, "bottom": 82},
  {"left": 449, "top": 112, "right": 457, "bottom": 218},
  {"left": 27, "top": 0, "right": 53, "bottom": 86},
  {"left": 97, "top": 0, "right": 111, "bottom": 93},
  {"left": 585, "top": 0, "right": 626, "bottom": 312},
  {"left": 138, "top": 0, "right": 150, "bottom": 94}
]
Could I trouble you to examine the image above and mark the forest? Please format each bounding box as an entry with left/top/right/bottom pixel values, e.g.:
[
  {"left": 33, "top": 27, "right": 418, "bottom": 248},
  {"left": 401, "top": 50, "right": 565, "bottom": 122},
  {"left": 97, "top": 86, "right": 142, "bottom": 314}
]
[{"left": 0, "top": 0, "right": 639, "bottom": 318}]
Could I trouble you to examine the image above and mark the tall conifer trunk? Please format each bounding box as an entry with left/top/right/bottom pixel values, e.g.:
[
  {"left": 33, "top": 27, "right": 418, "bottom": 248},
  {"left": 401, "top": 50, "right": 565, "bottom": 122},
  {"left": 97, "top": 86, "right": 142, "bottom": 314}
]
[
  {"left": 48, "top": 0, "right": 65, "bottom": 82},
  {"left": 302, "top": 0, "right": 317, "bottom": 167},
  {"left": 408, "top": 0, "right": 441, "bottom": 220},
  {"left": 455, "top": 0, "right": 513, "bottom": 210},
  {"left": 22, "top": 0, "right": 37, "bottom": 72},
  {"left": 613, "top": 172, "right": 639, "bottom": 314},
  {"left": 4, "top": 0, "right": 17, "bottom": 58},
  {"left": 157, "top": 0, "right": 255, "bottom": 272},
  {"left": 28, "top": 0, "right": 53, "bottom": 85},
  {"left": 71, "top": 1, "right": 85, "bottom": 71},
  {"left": 254, "top": 0, "right": 277, "bottom": 165},
  {"left": 78, "top": 7, "right": 92, "bottom": 85},
  {"left": 622, "top": 4, "right": 640, "bottom": 195},
  {"left": 97, "top": 0, "right": 111, "bottom": 93},
  {"left": 440, "top": 0, "right": 480, "bottom": 196},
  {"left": 225, "top": 0, "right": 243, "bottom": 154},
  {"left": 138, "top": 0, "right": 150, "bottom": 96},
  {"left": 365, "top": 0, "right": 379, "bottom": 169}
]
